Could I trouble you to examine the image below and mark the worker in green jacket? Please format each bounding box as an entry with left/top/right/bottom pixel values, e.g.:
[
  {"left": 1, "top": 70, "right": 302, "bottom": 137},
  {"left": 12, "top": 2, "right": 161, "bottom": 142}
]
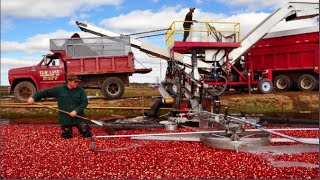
[{"left": 27, "top": 74, "right": 92, "bottom": 139}]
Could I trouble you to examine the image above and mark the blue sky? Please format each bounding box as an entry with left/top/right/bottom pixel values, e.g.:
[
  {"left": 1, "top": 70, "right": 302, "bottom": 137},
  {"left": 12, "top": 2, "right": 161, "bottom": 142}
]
[{"left": 1, "top": 0, "right": 318, "bottom": 85}]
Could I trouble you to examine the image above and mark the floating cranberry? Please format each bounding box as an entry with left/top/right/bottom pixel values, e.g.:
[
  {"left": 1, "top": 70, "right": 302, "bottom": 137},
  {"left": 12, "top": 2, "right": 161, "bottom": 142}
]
[{"left": 0, "top": 125, "right": 318, "bottom": 179}]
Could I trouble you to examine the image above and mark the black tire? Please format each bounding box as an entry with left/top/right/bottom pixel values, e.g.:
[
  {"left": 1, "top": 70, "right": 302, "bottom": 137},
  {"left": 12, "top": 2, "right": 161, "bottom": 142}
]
[
  {"left": 297, "top": 74, "right": 318, "bottom": 91},
  {"left": 101, "top": 88, "right": 106, "bottom": 97},
  {"left": 13, "top": 81, "right": 36, "bottom": 102},
  {"left": 101, "top": 77, "right": 124, "bottom": 99},
  {"left": 274, "top": 75, "right": 292, "bottom": 91},
  {"left": 258, "top": 78, "right": 273, "bottom": 94},
  {"left": 166, "top": 84, "right": 178, "bottom": 96}
]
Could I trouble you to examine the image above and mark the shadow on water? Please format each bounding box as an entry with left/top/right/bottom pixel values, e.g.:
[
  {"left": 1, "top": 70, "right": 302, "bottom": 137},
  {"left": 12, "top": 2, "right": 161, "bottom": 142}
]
[
  {"left": 1, "top": 111, "right": 318, "bottom": 127},
  {"left": 283, "top": 112, "right": 318, "bottom": 120},
  {"left": 259, "top": 112, "right": 319, "bottom": 126},
  {"left": 0, "top": 119, "right": 10, "bottom": 125}
]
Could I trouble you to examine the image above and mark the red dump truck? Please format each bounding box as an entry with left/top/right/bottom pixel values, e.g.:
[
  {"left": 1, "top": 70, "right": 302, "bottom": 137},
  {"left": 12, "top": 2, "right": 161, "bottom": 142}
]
[
  {"left": 8, "top": 34, "right": 151, "bottom": 102},
  {"left": 246, "top": 26, "right": 319, "bottom": 92},
  {"left": 226, "top": 26, "right": 319, "bottom": 93}
]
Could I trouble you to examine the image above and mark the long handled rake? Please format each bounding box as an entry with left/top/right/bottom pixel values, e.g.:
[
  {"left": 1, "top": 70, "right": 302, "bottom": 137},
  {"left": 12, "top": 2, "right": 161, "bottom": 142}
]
[{"left": 35, "top": 103, "right": 115, "bottom": 135}]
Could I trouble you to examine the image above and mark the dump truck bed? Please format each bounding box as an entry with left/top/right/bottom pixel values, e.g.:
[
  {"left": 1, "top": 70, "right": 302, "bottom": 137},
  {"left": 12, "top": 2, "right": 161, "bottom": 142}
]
[
  {"left": 66, "top": 53, "right": 135, "bottom": 75},
  {"left": 50, "top": 36, "right": 151, "bottom": 75}
]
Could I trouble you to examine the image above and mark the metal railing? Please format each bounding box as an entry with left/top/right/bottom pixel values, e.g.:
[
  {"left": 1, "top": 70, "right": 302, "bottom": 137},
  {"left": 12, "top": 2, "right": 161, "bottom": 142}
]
[
  {"left": 50, "top": 36, "right": 132, "bottom": 58},
  {"left": 165, "top": 21, "right": 240, "bottom": 47}
]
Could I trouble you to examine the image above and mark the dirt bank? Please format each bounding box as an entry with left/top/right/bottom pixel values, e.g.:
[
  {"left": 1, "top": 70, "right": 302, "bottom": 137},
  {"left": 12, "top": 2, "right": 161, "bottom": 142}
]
[
  {"left": 1, "top": 90, "right": 318, "bottom": 124},
  {"left": 220, "top": 91, "right": 318, "bottom": 114}
]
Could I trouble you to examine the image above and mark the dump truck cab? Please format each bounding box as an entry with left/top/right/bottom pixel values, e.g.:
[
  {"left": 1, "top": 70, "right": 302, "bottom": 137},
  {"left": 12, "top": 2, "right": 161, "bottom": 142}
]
[{"left": 8, "top": 53, "right": 67, "bottom": 102}]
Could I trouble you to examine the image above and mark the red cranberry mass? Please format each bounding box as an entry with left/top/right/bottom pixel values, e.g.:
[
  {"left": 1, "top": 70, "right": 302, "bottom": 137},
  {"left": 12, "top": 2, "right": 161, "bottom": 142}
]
[{"left": 0, "top": 125, "right": 318, "bottom": 179}]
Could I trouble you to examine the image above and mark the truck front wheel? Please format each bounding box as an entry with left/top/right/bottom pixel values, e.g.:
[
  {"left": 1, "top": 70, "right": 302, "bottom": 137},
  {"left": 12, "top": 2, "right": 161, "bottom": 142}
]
[
  {"left": 274, "top": 75, "right": 292, "bottom": 92},
  {"left": 258, "top": 78, "right": 273, "bottom": 94},
  {"left": 298, "top": 74, "right": 317, "bottom": 91},
  {"left": 14, "top": 81, "right": 36, "bottom": 102},
  {"left": 101, "top": 77, "right": 125, "bottom": 99}
]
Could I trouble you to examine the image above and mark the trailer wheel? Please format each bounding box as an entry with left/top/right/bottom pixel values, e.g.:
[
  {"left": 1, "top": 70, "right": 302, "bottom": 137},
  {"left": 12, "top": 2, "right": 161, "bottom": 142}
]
[
  {"left": 101, "top": 77, "right": 125, "bottom": 99},
  {"left": 166, "top": 84, "right": 179, "bottom": 95},
  {"left": 274, "top": 75, "right": 292, "bottom": 91},
  {"left": 297, "top": 74, "right": 317, "bottom": 91},
  {"left": 258, "top": 78, "right": 273, "bottom": 94},
  {"left": 13, "top": 81, "right": 36, "bottom": 102}
]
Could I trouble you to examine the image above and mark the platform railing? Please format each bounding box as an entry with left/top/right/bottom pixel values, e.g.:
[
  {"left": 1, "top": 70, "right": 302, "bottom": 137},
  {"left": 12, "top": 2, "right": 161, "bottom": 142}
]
[{"left": 165, "top": 21, "right": 240, "bottom": 47}]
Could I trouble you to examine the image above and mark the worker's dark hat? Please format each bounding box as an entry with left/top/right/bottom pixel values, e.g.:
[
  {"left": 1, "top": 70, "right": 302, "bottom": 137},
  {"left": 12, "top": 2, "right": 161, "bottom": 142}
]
[
  {"left": 67, "top": 74, "right": 81, "bottom": 82},
  {"left": 189, "top": 7, "right": 195, "bottom": 11}
]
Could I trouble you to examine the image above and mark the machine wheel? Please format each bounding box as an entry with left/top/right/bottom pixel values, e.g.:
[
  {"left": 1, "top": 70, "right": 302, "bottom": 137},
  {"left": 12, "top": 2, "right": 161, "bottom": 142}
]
[
  {"left": 258, "top": 78, "right": 273, "bottom": 94},
  {"left": 166, "top": 84, "right": 179, "bottom": 95},
  {"left": 297, "top": 74, "right": 318, "bottom": 91},
  {"left": 274, "top": 75, "right": 292, "bottom": 91},
  {"left": 101, "top": 77, "right": 125, "bottom": 99},
  {"left": 13, "top": 81, "right": 36, "bottom": 102}
]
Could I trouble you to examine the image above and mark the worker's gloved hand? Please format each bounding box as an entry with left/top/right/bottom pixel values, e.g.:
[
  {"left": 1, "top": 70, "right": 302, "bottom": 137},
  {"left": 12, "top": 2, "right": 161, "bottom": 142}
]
[
  {"left": 70, "top": 110, "right": 77, "bottom": 117},
  {"left": 27, "top": 97, "right": 34, "bottom": 104},
  {"left": 193, "top": 20, "right": 198, "bottom": 23}
]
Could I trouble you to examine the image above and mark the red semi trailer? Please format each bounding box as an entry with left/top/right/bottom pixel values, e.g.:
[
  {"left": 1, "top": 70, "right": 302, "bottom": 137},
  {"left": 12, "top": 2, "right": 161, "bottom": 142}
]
[
  {"left": 221, "top": 26, "right": 319, "bottom": 93},
  {"left": 8, "top": 34, "right": 151, "bottom": 102},
  {"left": 246, "top": 26, "right": 319, "bottom": 92}
]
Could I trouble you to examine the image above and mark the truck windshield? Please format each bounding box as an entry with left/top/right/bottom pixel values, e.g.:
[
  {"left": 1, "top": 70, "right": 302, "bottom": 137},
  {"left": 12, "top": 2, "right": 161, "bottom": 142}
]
[{"left": 42, "top": 56, "right": 60, "bottom": 67}]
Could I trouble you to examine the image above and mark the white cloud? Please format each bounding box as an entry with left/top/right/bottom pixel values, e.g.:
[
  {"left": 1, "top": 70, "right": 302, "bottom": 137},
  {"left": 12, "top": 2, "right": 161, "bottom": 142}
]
[
  {"left": 1, "top": 0, "right": 124, "bottom": 18},
  {"left": 1, "top": 57, "right": 38, "bottom": 66},
  {"left": 0, "top": 18, "right": 13, "bottom": 33},
  {"left": 1, "top": 30, "right": 92, "bottom": 54},
  {"left": 68, "top": 13, "right": 91, "bottom": 26},
  {"left": 100, "top": 6, "right": 226, "bottom": 33},
  {"left": 220, "top": 12, "right": 270, "bottom": 38},
  {"left": 130, "top": 49, "right": 167, "bottom": 83},
  {"left": 215, "top": 0, "right": 285, "bottom": 11},
  {"left": 1, "top": 57, "right": 40, "bottom": 86},
  {"left": 98, "top": 5, "right": 317, "bottom": 40},
  {"left": 221, "top": 12, "right": 318, "bottom": 38}
]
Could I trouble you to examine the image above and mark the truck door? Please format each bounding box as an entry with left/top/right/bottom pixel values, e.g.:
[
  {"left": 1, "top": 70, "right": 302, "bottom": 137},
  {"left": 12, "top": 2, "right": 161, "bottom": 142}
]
[{"left": 36, "top": 55, "right": 66, "bottom": 91}]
